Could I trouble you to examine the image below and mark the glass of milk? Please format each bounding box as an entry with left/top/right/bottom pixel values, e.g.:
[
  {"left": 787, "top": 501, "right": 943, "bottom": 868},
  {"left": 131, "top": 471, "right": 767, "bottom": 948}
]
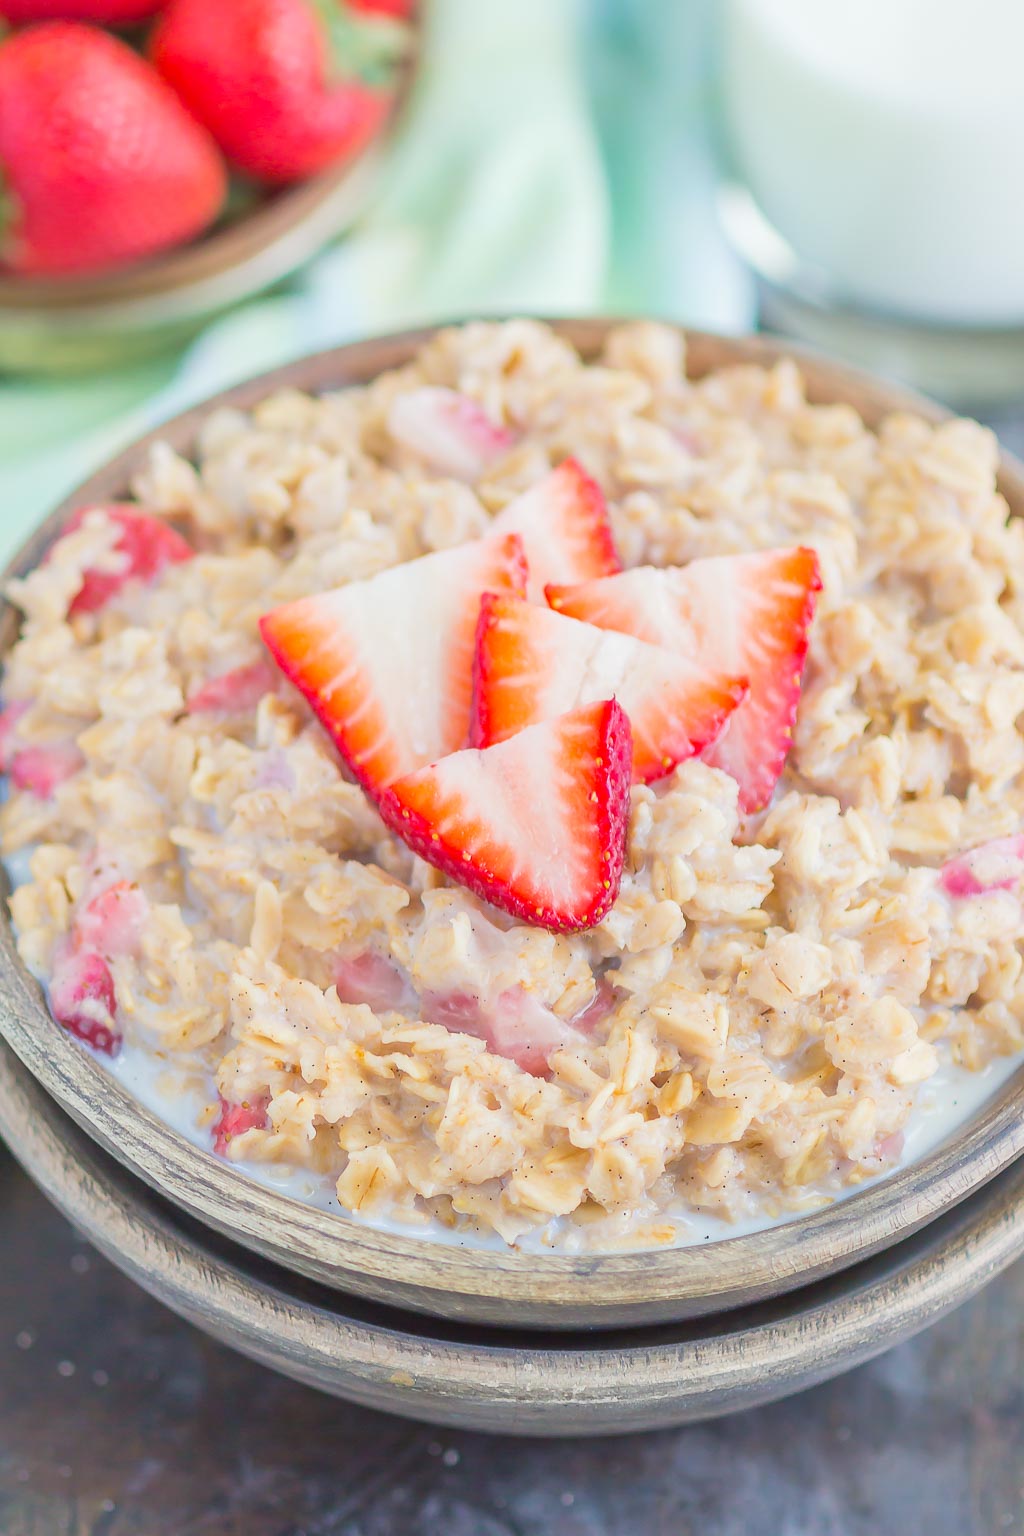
[{"left": 719, "top": 0, "right": 1024, "bottom": 402}]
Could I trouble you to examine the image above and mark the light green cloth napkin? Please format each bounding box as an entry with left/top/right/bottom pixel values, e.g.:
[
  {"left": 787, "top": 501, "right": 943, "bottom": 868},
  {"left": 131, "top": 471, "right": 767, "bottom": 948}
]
[{"left": 0, "top": 0, "right": 752, "bottom": 565}]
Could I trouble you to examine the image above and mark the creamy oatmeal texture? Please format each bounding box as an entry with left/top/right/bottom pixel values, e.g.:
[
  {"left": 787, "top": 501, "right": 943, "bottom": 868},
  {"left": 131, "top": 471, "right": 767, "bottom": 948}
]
[{"left": 4, "top": 319, "right": 1024, "bottom": 1250}]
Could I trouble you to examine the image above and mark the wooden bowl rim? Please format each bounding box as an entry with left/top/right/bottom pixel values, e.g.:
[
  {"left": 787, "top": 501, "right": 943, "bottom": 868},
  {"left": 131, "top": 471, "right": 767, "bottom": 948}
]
[
  {"left": 2, "top": 317, "right": 1023, "bottom": 1327},
  {"left": 2, "top": 1034, "right": 1023, "bottom": 1433}
]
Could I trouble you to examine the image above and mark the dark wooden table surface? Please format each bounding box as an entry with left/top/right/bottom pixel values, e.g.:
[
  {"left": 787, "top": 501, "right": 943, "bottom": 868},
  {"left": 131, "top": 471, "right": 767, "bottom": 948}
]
[
  {"left": 4, "top": 408, "right": 1024, "bottom": 1536},
  {"left": 1, "top": 1138, "right": 1022, "bottom": 1536}
]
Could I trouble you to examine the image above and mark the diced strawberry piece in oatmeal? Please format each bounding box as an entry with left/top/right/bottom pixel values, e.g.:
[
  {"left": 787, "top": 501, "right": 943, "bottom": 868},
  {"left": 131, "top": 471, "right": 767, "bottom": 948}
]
[
  {"left": 213, "top": 1093, "right": 270, "bottom": 1156},
  {"left": 254, "top": 748, "right": 297, "bottom": 791},
  {"left": 571, "top": 975, "right": 617, "bottom": 1033},
  {"left": 0, "top": 701, "right": 30, "bottom": 770},
  {"left": 74, "top": 881, "right": 148, "bottom": 958},
  {"left": 187, "top": 661, "right": 274, "bottom": 715},
  {"left": 49, "top": 947, "right": 120, "bottom": 1055},
  {"left": 875, "top": 1130, "right": 905, "bottom": 1162},
  {"left": 334, "top": 950, "right": 416, "bottom": 1013},
  {"left": 9, "top": 742, "right": 84, "bottom": 798},
  {"left": 386, "top": 387, "right": 518, "bottom": 481},
  {"left": 421, "top": 986, "right": 589, "bottom": 1077},
  {"left": 54, "top": 504, "right": 193, "bottom": 616},
  {"left": 940, "top": 834, "right": 1024, "bottom": 897}
]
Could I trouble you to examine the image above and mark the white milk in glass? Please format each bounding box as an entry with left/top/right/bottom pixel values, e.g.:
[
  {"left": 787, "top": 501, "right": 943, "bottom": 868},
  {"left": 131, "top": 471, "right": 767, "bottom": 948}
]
[{"left": 723, "top": 0, "right": 1024, "bottom": 324}]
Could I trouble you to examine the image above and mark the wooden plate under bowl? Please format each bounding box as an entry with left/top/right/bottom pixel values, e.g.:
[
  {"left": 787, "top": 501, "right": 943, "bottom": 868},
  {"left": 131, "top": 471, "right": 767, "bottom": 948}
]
[
  {"left": 2, "top": 320, "right": 1023, "bottom": 1330},
  {"left": 2, "top": 1035, "right": 1023, "bottom": 1436}
]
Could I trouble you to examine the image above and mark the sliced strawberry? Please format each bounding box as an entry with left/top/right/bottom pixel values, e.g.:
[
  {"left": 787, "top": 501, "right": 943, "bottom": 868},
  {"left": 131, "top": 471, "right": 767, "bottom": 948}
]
[
  {"left": 52, "top": 504, "right": 194, "bottom": 616},
  {"left": 387, "top": 387, "right": 518, "bottom": 482},
  {"left": 49, "top": 946, "right": 120, "bottom": 1055},
  {"left": 940, "top": 835, "right": 1024, "bottom": 897},
  {"left": 259, "top": 534, "right": 527, "bottom": 798},
  {"left": 548, "top": 547, "right": 822, "bottom": 813},
  {"left": 421, "top": 976, "right": 616, "bottom": 1077},
  {"left": 490, "top": 459, "right": 620, "bottom": 600},
  {"left": 378, "top": 700, "right": 631, "bottom": 932},
  {"left": 9, "top": 741, "right": 83, "bottom": 797},
  {"left": 471, "top": 593, "right": 746, "bottom": 785},
  {"left": 334, "top": 949, "right": 416, "bottom": 1012},
  {"left": 0, "top": 700, "right": 30, "bottom": 770},
  {"left": 213, "top": 1093, "right": 270, "bottom": 1157},
  {"left": 187, "top": 660, "right": 275, "bottom": 715},
  {"left": 73, "top": 880, "right": 147, "bottom": 958},
  {"left": 421, "top": 986, "right": 588, "bottom": 1076}
]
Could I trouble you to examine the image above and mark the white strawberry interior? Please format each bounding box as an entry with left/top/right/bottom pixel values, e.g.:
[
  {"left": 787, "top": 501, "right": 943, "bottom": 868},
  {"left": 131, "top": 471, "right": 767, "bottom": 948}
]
[
  {"left": 658, "top": 556, "right": 811, "bottom": 793},
  {"left": 491, "top": 473, "right": 583, "bottom": 596},
  {"left": 422, "top": 718, "right": 603, "bottom": 910},
  {"left": 553, "top": 554, "right": 815, "bottom": 807},
  {"left": 570, "top": 566, "right": 697, "bottom": 648},
  {"left": 495, "top": 602, "right": 706, "bottom": 722},
  {"left": 387, "top": 387, "right": 514, "bottom": 482},
  {"left": 303, "top": 540, "right": 511, "bottom": 774}
]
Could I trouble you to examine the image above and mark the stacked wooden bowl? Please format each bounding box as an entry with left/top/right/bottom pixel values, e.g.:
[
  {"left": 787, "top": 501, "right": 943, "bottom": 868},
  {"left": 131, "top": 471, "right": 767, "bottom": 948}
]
[{"left": 2, "top": 322, "right": 1024, "bottom": 1434}]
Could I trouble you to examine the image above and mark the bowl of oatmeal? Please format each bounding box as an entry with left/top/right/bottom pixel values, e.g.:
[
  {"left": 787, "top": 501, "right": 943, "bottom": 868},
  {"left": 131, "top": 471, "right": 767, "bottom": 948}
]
[{"left": 2, "top": 319, "right": 1024, "bottom": 1330}]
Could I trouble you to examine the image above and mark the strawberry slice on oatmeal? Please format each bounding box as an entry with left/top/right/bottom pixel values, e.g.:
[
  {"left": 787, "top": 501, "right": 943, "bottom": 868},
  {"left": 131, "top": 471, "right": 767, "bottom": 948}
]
[
  {"left": 378, "top": 700, "right": 632, "bottom": 932},
  {"left": 471, "top": 591, "right": 746, "bottom": 784},
  {"left": 490, "top": 459, "right": 620, "bottom": 599},
  {"left": 259, "top": 534, "right": 527, "bottom": 800},
  {"left": 548, "top": 545, "right": 822, "bottom": 812}
]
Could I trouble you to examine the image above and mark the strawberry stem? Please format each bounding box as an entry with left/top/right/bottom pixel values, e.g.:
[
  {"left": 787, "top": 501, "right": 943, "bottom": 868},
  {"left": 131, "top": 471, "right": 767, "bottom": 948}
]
[{"left": 307, "top": 0, "right": 411, "bottom": 88}]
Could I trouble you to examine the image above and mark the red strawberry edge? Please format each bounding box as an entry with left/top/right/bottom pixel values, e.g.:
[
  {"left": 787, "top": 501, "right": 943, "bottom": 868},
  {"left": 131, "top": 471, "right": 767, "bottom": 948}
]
[
  {"left": 48, "top": 504, "right": 194, "bottom": 617},
  {"left": 49, "top": 946, "right": 120, "bottom": 1055},
  {"left": 213, "top": 1093, "right": 270, "bottom": 1156},
  {"left": 555, "top": 457, "right": 621, "bottom": 581},
  {"left": 377, "top": 699, "right": 633, "bottom": 933},
  {"left": 468, "top": 591, "right": 501, "bottom": 750}
]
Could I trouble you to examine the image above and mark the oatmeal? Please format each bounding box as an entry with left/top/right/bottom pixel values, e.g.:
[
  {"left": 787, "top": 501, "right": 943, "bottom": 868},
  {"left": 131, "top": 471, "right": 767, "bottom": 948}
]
[{"left": 3, "top": 319, "right": 1024, "bottom": 1250}]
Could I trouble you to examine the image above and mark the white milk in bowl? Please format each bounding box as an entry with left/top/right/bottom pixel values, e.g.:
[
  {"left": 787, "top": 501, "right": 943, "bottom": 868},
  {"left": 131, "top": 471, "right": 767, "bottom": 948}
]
[{"left": 722, "top": 0, "right": 1024, "bottom": 325}]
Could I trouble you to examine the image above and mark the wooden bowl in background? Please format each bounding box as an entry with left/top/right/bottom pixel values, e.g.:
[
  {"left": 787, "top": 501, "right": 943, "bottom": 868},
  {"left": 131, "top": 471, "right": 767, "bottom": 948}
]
[
  {"left": 0, "top": 41, "right": 419, "bottom": 374},
  {"left": 1, "top": 321, "right": 1023, "bottom": 1330}
]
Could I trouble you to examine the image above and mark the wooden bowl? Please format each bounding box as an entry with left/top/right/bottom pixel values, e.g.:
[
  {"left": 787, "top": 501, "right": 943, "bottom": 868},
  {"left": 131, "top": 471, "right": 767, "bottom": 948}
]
[
  {"left": 2, "top": 320, "right": 1024, "bottom": 1330},
  {"left": 2, "top": 1034, "right": 1023, "bottom": 1435},
  {"left": 0, "top": 46, "right": 417, "bottom": 374}
]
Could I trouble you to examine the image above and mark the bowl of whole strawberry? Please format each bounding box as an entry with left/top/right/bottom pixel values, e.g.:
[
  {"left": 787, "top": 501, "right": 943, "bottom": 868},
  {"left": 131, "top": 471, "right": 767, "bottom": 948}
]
[
  {"left": 0, "top": 0, "right": 416, "bottom": 371},
  {"left": 2, "top": 319, "right": 1024, "bottom": 1338}
]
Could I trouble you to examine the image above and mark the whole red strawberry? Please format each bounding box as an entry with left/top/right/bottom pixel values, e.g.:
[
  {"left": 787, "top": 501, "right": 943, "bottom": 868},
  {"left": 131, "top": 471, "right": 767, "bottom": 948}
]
[
  {"left": 0, "top": 1, "right": 162, "bottom": 20},
  {"left": 0, "top": 24, "right": 227, "bottom": 277},
  {"left": 151, "top": 0, "right": 395, "bottom": 185}
]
